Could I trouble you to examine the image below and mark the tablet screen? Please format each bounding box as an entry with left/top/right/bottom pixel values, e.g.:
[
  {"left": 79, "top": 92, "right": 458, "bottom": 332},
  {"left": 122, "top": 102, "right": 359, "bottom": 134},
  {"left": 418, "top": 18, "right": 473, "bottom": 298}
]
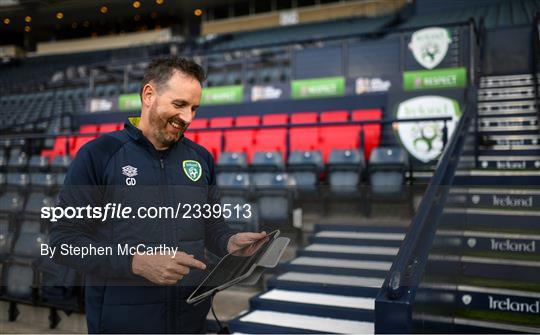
[{"left": 187, "top": 230, "right": 278, "bottom": 302}]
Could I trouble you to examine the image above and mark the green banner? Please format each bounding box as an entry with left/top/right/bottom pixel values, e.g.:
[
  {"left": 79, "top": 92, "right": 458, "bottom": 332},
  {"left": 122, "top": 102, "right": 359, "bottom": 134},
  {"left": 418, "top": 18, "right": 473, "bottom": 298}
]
[
  {"left": 403, "top": 67, "right": 467, "bottom": 91},
  {"left": 201, "top": 85, "right": 243, "bottom": 105},
  {"left": 291, "top": 76, "right": 345, "bottom": 99},
  {"left": 118, "top": 93, "right": 141, "bottom": 111}
]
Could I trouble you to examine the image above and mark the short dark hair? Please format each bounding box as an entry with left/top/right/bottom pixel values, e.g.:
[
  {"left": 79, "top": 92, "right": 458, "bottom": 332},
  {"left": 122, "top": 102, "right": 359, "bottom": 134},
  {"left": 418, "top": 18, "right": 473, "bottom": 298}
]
[{"left": 140, "top": 56, "right": 206, "bottom": 97}]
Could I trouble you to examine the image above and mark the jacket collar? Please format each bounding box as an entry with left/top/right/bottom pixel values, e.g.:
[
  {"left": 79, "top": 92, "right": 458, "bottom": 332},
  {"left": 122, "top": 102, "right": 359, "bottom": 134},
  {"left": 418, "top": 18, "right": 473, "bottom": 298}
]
[{"left": 124, "top": 117, "right": 181, "bottom": 157}]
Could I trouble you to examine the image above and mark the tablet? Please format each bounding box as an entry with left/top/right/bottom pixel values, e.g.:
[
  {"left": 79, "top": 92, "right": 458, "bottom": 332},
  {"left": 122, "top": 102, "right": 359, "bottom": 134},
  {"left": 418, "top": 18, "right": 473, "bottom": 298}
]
[{"left": 186, "top": 230, "right": 280, "bottom": 304}]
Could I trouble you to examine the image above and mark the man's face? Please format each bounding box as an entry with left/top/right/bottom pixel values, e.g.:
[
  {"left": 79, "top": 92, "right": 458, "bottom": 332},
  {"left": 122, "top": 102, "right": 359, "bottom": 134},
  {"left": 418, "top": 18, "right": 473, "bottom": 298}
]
[{"left": 147, "top": 71, "right": 201, "bottom": 148}]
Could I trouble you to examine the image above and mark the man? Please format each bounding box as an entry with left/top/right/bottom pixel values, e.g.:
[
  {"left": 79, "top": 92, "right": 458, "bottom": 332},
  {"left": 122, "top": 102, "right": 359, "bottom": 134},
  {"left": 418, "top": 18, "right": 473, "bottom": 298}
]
[{"left": 50, "top": 57, "right": 265, "bottom": 333}]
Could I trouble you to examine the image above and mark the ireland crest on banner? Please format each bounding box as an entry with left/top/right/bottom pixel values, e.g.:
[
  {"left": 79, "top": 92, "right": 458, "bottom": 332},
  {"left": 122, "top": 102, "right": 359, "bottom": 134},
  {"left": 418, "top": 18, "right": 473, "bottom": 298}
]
[
  {"left": 408, "top": 27, "right": 452, "bottom": 69},
  {"left": 395, "top": 96, "right": 461, "bottom": 163}
]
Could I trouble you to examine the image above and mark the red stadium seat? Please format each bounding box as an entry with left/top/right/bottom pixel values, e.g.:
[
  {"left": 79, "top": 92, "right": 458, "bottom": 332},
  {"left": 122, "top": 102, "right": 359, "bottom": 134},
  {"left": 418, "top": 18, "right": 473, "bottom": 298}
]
[
  {"left": 254, "top": 114, "right": 288, "bottom": 159},
  {"left": 79, "top": 124, "right": 99, "bottom": 134},
  {"left": 71, "top": 135, "right": 95, "bottom": 157},
  {"left": 197, "top": 117, "right": 233, "bottom": 161},
  {"left": 70, "top": 124, "right": 99, "bottom": 157},
  {"left": 352, "top": 109, "right": 382, "bottom": 161},
  {"left": 224, "top": 116, "right": 260, "bottom": 161},
  {"left": 319, "top": 110, "right": 361, "bottom": 162},
  {"left": 100, "top": 123, "right": 121, "bottom": 133},
  {"left": 290, "top": 112, "right": 319, "bottom": 152},
  {"left": 184, "top": 118, "right": 209, "bottom": 142},
  {"left": 41, "top": 136, "right": 71, "bottom": 159}
]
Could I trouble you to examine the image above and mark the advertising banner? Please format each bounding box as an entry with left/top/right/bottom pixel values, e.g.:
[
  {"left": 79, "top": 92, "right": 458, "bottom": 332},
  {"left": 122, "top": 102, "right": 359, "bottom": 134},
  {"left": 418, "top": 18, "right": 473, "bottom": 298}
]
[
  {"left": 403, "top": 67, "right": 467, "bottom": 91},
  {"left": 118, "top": 93, "right": 141, "bottom": 111},
  {"left": 201, "top": 85, "right": 243, "bottom": 105},
  {"left": 291, "top": 76, "right": 345, "bottom": 99}
]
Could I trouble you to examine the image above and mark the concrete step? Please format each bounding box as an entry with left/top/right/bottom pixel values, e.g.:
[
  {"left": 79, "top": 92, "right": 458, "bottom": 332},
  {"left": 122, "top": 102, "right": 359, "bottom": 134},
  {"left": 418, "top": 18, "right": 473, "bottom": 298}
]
[
  {"left": 267, "top": 272, "right": 383, "bottom": 297},
  {"left": 448, "top": 187, "right": 540, "bottom": 211},
  {"left": 417, "top": 283, "right": 540, "bottom": 331},
  {"left": 480, "top": 74, "right": 537, "bottom": 88},
  {"left": 476, "top": 155, "right": 540, "bottom": 169},
  {"left": 282, "top": 256, "right": 391, "bottom": 277},
  {"left": 478, "top": 86, "right": 538, "bottom": 101},
  {"left": 454, "top": 170, "right": 540, "bottom": 186},
  {"left": 435, "top": 229, "right": 540, "bottom": 260},
  {"left": 249, "top": 289, "right": 374, "bottom": 321},
  {"left": 309, "top": 231, "right": 405, "bottom": 247},
  {"left": 228, "top": 310, "right": 374, "bottom": 334},
  {"left": 440, "top": 207, "right": 540, "bottom": 232},
  {"left": 478, "top": 100, "right": 536, "bottom": 116},
  {"left": 480, "top": 134, "right": 540, "bottom": 146},
  {"left": 298, "top": 244, "right": 398, "bottom": 262}
]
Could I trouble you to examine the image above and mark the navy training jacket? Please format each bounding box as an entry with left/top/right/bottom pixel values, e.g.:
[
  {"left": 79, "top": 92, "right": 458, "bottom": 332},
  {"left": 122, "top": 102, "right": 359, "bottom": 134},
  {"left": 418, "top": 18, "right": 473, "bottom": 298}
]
[{"left": 49, "top": 117, "right": 236, "bottom": 333}]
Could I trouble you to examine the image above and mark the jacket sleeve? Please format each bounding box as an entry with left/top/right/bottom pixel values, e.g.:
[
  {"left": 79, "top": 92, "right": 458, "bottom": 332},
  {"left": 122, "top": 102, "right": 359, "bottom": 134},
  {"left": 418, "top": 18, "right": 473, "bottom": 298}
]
[
  {"left": 48, "top": 143, "right": 135, "bottom": 279},
  {"left": 203, "top": 153, "right": 238, "bottom": 256}
]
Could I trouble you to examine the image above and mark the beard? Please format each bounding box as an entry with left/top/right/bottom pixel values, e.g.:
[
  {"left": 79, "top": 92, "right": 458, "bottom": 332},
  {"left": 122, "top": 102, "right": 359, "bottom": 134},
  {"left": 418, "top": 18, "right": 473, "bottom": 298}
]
[{"left": 148, "top": 105, "right": 187, "bottom": 148}]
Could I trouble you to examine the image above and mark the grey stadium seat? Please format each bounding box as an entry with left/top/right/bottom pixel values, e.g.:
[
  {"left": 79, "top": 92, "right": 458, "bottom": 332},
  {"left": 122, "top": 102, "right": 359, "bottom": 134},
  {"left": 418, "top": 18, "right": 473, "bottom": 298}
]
[
  {"left": 368, "top": 147, "right": 408, "bottom": 196},
  {"left": 253, "top": 172, "right": 294, "bottom": 227},
  {"left": 217, "top": 152, "right": 248, "bottom": 172},
  {"left": 327, "top": 149, "right": 365, "bottom": 196},
  {"left": 288, "top": 150, "right": 323, "bottom": 195}
]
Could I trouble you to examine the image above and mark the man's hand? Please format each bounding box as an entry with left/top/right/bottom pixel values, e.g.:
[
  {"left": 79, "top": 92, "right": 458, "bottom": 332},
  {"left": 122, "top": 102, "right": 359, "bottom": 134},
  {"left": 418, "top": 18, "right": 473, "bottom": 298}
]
[
  {"left": 131, "top": 252, "right": 206, "bottom": 285},
  {"left": 227, "top": 231, "right": 267, "bottom": 256}
]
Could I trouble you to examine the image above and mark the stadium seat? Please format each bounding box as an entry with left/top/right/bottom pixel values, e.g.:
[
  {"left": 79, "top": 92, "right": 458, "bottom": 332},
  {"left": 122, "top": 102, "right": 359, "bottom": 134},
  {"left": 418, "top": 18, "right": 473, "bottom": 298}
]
[
  {"left": 217, "top": 152, "right": 248, "bottom": 172},
  {"left": 71, "top": 124, "right": 100, "bottom": 157},
  {"left": 7, "top": 152, "right": 28, "bottom": 172},
  {"left": 50, "top": 155, "right": 72, "bottom": 172},
  {"left": 320, "top": 110, "right": 361, "bottom": 162},
  {"left": 217, "top": 172, "right": 256, "bottom": 231},
  {"left": 254, "top": 114, "right": 288, "bottom": 159},
  {"left": 30, "top": 173, "right": 57, "bottom": 192},
  {"left": 288, "top": 150, "right": 323, "bottom": 194},
  {"left": 253, "top": 172, "right": 293, "bottom": 227},
  {"left": 352, "top": 109, "right": 382, "bottom": 161},
  {"left": 251, "top": 151, "right": 285, "bottom": 172},
  {"left": 197, "top": 117, "right": 233, "bottom": 161},
  {"left": 41, "top": 136, "right": 71, "bottom": 159},
  {"left": 327, "top": 149, "right": 365, "bottom": 196},
  {"left": 4, "top": 264, "right": 35, "bottom": 299},
  {"left": 28, "top": 155, "right": 49, "bottom": 172},
  {"left": 99, "top": 123, "right": 121, "bottom": 133},
  {"left": 368, "top": 147, "right": 408, "bottom": 196},
  {"left": 184, "top": 118, "right": 209, "bottom": 142},
  {"left": 24, "top": 192, "right": 55, "bottom": 216},
  {"left": 290, "top": 112, "right": 319, "bottom": 152},
  {"left": 6, "top": 173, "right": 30, "bottom": 190},
  {"left": 13, "top": 220, "right": 45, "bottom": 258},
  {"left": 225, "top": 116, "right": 260, "bottom": 161},
  {"left": 0, "top": 192, "right": 26, "bottom": 214}
]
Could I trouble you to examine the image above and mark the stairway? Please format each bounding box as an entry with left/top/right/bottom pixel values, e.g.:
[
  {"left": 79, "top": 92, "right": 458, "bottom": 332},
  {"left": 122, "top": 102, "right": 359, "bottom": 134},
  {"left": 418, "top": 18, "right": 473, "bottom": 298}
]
[
  {"left": 228, "top": 224, "right": 406, "bottom": 334},
  {"left": 416, "top": 74, "right": 540, "bottom": 333}
]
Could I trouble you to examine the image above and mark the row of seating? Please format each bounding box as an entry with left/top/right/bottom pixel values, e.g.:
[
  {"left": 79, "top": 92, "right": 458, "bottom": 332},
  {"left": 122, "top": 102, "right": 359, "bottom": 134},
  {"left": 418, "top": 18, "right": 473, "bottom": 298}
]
[
  {"left": 40, "top": 110, "right": 382, "bottom": 162},
  {"left": 41, "top": 124, "right": 123, "bottom": 159},
  {"left": 0, "top": 153, "right": 71, "bottom": 173},
  {"left": 187, "top": 110, "right": 382, "bottom": 162}
]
